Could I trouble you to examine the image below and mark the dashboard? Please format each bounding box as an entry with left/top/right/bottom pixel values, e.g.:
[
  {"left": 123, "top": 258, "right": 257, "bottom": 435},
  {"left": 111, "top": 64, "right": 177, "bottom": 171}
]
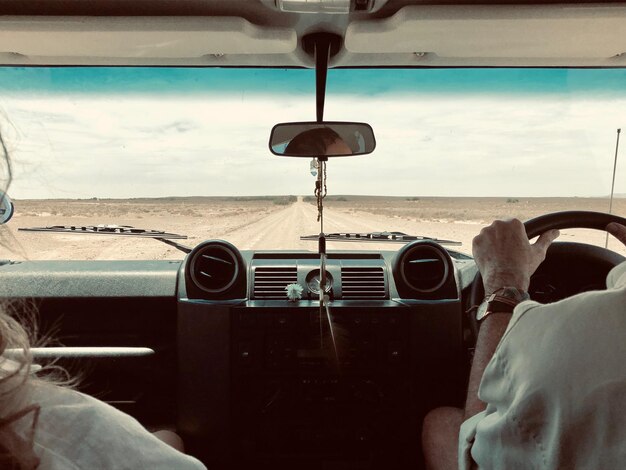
[
  {"left": 178, "top": 239, "right": 470, "bottom": 469},
  {"left": 0, "top": 238, "right": 474, "bottom": 469},
  {"left": 0, "top": 238, "right": 618, "bottom": 469},
  {"left": 182, "top": 239, "right": 474, "bottom": 302}
]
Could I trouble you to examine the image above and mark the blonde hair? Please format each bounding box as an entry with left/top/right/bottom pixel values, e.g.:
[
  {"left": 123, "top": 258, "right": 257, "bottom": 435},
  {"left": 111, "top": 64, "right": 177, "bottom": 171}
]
[
  {"left": 0, "top": 304, "right": 41, "bottom": 468},
  {"left": 0, "top": 124, "right": 51, "bottom": 468}
]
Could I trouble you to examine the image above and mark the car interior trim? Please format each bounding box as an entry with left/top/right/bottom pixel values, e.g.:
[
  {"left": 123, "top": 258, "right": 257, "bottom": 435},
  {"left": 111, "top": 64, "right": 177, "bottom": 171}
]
[
  {"left": 346, "top": 4, "right": 626, "bottom": 65},
  {"left": 10, "top": 346, "right": 156, "bottom": 359},
  {"left": 0, "top": 16, "right": 297, "bottom": 62},
  {"left": 0, "top": 260, "right": 180, "bottom": 297}
]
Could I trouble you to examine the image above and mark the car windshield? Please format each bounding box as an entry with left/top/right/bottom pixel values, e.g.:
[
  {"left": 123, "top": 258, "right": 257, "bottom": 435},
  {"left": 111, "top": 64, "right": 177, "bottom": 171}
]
[{"left": 0, "top": 67, "right": 624, "bottom": 260}]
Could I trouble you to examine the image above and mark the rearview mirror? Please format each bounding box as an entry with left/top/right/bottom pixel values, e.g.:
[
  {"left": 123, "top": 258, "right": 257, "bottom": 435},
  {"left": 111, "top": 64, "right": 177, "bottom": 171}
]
[
  {"left": 0, "top": 192, "right": 14, "bottom": 224},
  {"left": 269, "top": 122, "right": 376, "bottom": 158}
]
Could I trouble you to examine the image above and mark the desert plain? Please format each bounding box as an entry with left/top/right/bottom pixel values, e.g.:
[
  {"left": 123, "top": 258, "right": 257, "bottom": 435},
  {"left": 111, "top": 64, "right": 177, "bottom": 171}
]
[{"left": 1, "top": 196, "right": 625, "bottom": 260}]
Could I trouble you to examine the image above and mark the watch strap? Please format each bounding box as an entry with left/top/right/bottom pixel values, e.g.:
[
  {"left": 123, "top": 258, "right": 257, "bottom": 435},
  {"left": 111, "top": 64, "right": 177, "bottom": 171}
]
[{"left": 476, "top": 287, "right": 530, "bottom": 321}]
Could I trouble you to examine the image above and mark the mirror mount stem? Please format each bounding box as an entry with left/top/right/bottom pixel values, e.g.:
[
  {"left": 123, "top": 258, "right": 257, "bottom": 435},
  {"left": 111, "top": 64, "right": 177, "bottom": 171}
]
[
  {"left": 314, "top": 36, "right": 330, "bottom": 123},
  {"left": 304, "top": 32, "right": 341, "bottom": 122}
]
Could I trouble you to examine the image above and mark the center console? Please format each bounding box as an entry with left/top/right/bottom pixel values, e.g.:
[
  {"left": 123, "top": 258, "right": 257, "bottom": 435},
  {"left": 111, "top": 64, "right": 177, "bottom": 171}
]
[
  {"left": 231, "top": 304, "right": 410, "bottom": 468},
  {"left": 176, "top": 244, "right": 466, "bottom": 469}
]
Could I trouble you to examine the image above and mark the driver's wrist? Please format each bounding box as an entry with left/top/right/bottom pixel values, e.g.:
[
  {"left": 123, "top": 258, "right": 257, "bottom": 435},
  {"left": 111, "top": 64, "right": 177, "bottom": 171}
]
[{"left": 483, "top": 272, "right": 529, "bottom": 296}]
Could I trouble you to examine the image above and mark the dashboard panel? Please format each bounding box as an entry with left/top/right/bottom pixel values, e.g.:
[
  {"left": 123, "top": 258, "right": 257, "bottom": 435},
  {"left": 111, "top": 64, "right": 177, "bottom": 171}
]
[
  {"left": 0, "top": 242, "right": 475, "bottom": 469},
  {"left": 0, "top": 236, "right": 621, "bottom": 469},
  {"left": 177, "top": 240, "right": 469, "bottom": 469},
  {"left": 182, "top": 240, "right": 473, "bottom": 303}
]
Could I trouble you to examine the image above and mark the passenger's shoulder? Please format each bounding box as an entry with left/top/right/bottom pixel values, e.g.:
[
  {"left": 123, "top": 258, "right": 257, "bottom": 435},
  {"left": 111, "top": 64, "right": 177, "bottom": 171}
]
[
  {"left": 28, "top": 382, "right": 206, "bottom": 470},
  {"left": 30, "top": 381, "right": 129, "bottom": 422}
]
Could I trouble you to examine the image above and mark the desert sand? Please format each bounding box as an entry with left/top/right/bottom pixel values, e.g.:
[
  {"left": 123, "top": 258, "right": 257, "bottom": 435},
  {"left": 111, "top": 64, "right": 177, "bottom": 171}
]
[{"left": 1, "top": 196, "right": 624, "bottom": 260}]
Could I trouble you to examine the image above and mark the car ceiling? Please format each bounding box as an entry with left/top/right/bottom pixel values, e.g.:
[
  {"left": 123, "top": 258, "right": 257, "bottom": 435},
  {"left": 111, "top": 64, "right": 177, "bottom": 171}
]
[{"left": 0, "top": 0, "right": 625, "bottom": 67}]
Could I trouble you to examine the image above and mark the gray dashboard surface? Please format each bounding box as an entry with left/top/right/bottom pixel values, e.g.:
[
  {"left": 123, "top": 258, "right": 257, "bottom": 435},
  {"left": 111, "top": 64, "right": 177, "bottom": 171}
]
[
  {"left": 0, "top": 260, "right": 181, "bottom": 298},
  {"left": 0, "top": 251, "right": 477, "bottom": 299}
]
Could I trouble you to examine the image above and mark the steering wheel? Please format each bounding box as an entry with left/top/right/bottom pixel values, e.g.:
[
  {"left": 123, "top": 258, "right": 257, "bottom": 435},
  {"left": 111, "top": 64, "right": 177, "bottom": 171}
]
[{"left": 468, "top": 211, "right": 626, "bottom": 338}]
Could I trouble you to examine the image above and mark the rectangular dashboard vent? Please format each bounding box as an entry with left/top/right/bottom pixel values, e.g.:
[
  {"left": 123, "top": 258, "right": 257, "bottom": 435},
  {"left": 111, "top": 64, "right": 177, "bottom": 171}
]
[
  {"left": 253, "top": 266, "right": 297, "bottom": 299},
  {"left": 341, "top": 266, "right": 386, "bottom": 299}
]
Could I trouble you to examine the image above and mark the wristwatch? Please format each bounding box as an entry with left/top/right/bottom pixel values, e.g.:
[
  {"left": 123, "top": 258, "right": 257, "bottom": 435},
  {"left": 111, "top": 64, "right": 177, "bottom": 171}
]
[{"left": 476, "top": 287, "right": 530, "bottom": 322}]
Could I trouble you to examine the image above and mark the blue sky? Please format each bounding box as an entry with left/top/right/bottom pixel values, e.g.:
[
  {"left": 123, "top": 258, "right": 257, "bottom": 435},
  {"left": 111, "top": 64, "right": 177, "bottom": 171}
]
[
  {"left": 0, "top": 67, "right": 625, "bottom": 199},
  {"left": 2, "top": 67, "right": 626, "bottom": 96}
]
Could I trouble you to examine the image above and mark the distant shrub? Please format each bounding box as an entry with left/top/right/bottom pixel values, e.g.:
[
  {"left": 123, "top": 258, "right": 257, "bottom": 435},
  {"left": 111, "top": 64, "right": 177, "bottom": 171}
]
[
  {"left": 336, "top": 196, "right": 348, "bottom": 202},
  {"left": 507, "top": 198, "right": 520, "bottom": 203},
  {"left": 406, "top": 197, "right": 420, "bottom": 201},
  {"left": 273, "top": 196, "right": 296, "bottom": 206},
  {"left": 303, "top": 196, "right": 316, "bottom": 203}
]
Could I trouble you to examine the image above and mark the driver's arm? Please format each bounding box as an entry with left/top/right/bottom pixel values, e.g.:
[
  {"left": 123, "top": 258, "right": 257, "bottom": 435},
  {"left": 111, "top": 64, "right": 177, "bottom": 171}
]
[
  {"left": 467, "top": 223, "right": 626, "bottom": 419},
  {"left": 462, "top": 312, "right": 512, "bottom": 420},
  {"left": 423, "top": 221, "right": 626, "bottom": 470},
  {"left": 463, "top": 218, "right": 559, "bottom": 420}
]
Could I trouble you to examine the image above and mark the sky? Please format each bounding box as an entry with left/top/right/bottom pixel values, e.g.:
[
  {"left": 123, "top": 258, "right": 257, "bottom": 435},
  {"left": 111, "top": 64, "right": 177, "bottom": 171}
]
[{"left": 0, "top": 67, "right": 625, "bottom": 199}]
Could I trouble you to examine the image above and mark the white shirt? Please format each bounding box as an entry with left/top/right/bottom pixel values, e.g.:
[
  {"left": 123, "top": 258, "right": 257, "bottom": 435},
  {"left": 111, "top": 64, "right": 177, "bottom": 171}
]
[
  {"left": 459, "top": 261, "right": 626, "bottom": 470},
  {"left": 13, "top": 381, "right": 207, "bottom": 470}
]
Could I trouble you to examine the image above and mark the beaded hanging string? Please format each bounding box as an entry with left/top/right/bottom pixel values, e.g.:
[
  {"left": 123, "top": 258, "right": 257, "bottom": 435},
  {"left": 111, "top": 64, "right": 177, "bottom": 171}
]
[{"left": 314, "top": 158, "right": 339, "bottom": 367}]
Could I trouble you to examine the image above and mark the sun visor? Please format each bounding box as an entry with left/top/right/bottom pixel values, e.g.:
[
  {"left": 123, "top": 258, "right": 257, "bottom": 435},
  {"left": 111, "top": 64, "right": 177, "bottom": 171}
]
[
  {"left": 345, "top": 5, "right": 626, "bottom": 66},
  {"left": 0, "top": 16, "right": 297, "bottom": 63}
]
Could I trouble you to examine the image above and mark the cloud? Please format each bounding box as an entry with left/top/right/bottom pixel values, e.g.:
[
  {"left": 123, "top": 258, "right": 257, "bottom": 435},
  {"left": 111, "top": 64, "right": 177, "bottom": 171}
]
[
  {"left": 132, "top": 120, "right": 199, "bottom": 135},
  {"left": 0, "top": 92, "right": 623, "bottom": 199}
]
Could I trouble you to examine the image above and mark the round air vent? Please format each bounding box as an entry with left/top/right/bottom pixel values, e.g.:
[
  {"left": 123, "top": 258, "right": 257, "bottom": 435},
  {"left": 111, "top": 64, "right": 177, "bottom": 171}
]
[
  {"left": 188, "top": 240, "right": 241, "bottom": 294},
  {"left": 398, "top": 242, "right": 449, "bottom": 293}
]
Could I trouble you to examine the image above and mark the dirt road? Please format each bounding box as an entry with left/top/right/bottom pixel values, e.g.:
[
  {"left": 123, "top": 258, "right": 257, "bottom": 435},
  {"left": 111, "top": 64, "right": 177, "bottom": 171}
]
[
  {"left": 224, "top": 198, "right": 418, "bottom": 252},
  {"left": 2, "top": 198, "right": 625, "bottom": 260},
  {"left": 227, "top": 199, "right": 626, "bottom": 255}
]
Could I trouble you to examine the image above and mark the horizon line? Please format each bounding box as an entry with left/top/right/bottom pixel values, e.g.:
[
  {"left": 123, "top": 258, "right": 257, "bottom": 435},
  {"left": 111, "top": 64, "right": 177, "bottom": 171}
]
[{"left": 12, "top": 194, "right": 626, "bottom": 201}]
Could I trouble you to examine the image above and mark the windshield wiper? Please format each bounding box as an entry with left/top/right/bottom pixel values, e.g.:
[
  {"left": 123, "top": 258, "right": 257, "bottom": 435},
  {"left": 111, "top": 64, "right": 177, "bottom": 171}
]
[
  {"left": 300, "top": 231, "right": 462, "bottom": 246},
  {"left": 18, "top": 224, "right": 193, "bottom": 253}
]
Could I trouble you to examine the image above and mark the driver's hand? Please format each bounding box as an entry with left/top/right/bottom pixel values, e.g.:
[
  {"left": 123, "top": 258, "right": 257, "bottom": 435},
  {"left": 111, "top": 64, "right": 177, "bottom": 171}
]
[
  {"left": 473, "top": 219, "right": 560, "bottom": 296},
  {"left": 607, "top": 223, "right": 626, "bottom": 246}
]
